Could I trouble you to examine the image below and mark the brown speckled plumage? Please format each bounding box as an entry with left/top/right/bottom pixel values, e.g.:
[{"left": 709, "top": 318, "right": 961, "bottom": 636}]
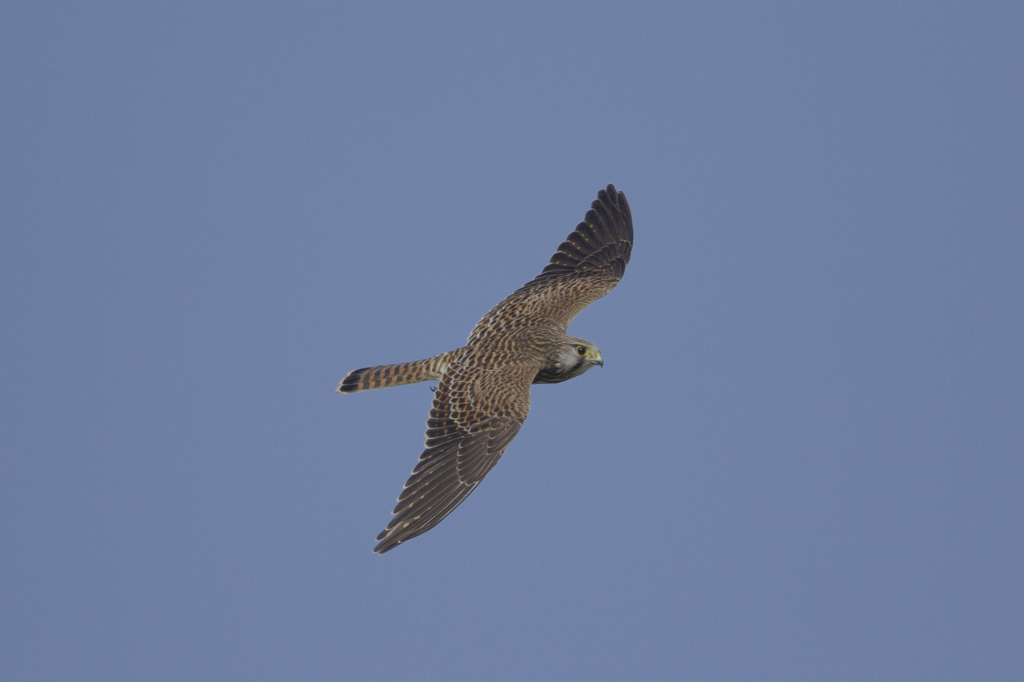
[{"left": 337, "top": 184, "right": 633, "bottom": 553}]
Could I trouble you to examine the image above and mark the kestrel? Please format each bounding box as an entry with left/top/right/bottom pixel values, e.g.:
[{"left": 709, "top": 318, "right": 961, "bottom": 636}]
[{"left": 338, "top": 184, "right": 633, "bottom": 553}]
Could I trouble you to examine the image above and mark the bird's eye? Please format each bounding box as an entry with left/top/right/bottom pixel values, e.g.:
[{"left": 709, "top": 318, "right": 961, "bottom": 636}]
[{"left": 576, "top": 346, "right": 587, "bottom": 356}]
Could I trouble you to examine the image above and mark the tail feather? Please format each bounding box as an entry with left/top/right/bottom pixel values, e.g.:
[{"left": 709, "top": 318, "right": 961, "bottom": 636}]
[{"left": 337, "top": 348, "right": 464, "bottom": 393}]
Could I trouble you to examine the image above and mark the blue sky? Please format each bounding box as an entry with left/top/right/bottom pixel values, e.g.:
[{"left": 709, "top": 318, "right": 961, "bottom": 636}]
[{"left": 2, "top": 2, "right": 1022, "bottom": 680}]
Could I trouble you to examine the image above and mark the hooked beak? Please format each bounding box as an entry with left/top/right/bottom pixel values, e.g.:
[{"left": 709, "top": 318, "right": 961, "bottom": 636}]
[{"left": 593, "top": 354, "right": 604, "bottom": 368}]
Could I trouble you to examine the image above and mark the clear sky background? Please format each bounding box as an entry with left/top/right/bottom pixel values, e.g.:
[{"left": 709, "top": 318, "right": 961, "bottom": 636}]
[{"left": 2, "top": 2, "right": 1022, "bottom": 680}]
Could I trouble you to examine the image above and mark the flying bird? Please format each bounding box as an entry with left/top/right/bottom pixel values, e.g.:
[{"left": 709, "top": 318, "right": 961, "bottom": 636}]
[{"left": 338, "top": 184, "right": 633, "bottom": 553}]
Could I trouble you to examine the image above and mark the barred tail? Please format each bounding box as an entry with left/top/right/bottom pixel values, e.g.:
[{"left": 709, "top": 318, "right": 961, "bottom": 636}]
[{"left": 336, "top": 348, "right": 465, "bottom": 394}]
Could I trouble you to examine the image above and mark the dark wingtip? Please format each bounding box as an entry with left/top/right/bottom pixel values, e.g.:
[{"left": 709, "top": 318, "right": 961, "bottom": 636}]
[
  {"left": 598, "top": 183, "right": 632, "bottom": 248},
  {"left": 598, "top": 183, "right": 628, "bottom": 216},
  {"left": 373, "top": 535, "right": 398, "bottom": 554},
  {"left": 525, "top": 184, "right": 633, "bottom": 286}
]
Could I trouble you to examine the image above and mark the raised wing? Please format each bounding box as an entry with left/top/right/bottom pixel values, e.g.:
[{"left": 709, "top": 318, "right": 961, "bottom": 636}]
[
  {"left": 373, "top": 359, "right": 535, "bottom": 554},
  {"left": 531, "top": 183, "right": 633, "bottom": 287},
  {"left": 470, "top": 184, "right": 632, "bottom": 342}
]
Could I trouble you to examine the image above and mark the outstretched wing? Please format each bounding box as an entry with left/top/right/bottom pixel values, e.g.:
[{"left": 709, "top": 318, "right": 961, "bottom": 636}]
[
  {"left": 373, "top": 358, "right": 536, "bottom": 554},
  {"left": 470, "top": 184, "right": 633, "bottom": 342}
]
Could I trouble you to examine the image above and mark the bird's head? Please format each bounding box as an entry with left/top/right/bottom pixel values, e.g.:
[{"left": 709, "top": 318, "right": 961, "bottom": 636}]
[{"left": 556, "top": 337, "right": 603, "bottom": 379}]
